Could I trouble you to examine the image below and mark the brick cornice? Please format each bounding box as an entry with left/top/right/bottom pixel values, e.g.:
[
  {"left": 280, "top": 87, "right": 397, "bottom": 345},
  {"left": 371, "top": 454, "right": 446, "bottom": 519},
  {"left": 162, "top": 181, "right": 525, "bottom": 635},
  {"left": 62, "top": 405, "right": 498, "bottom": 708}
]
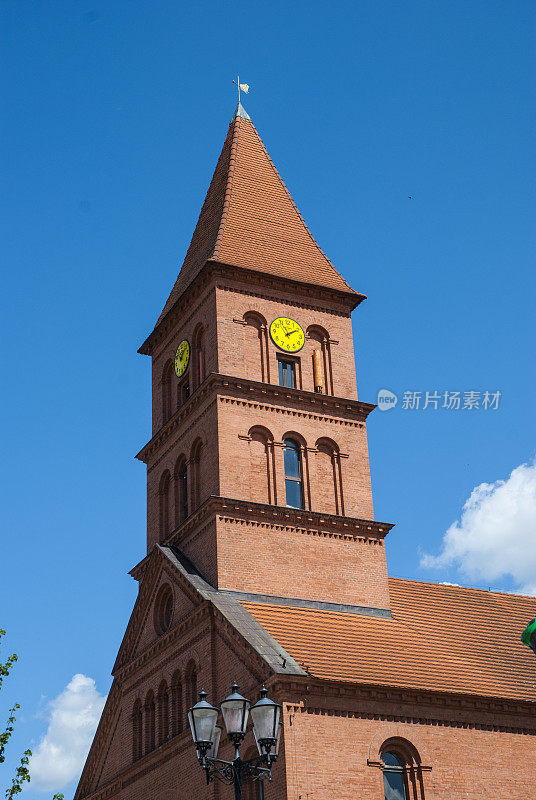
[
  {"left": 272, "top": 676, "right": 536, "bottom": 733},
  {"left": 135, "top": 371, "right": 376, "bottom": 464},
  {"left": 135, "top": 376, "right": 216, "bottom": 464},
  {"left": 213, "top": 499, "right": 392, "bottom": 542},
  {"left": 76, "top": 645, "right": 536, "bottom": 800},
  {"left": 138, "top": 261, "right": 364, "bottom": 356},
  {"left": 130, "top": 496, "right": 393, "bottom": 583}
]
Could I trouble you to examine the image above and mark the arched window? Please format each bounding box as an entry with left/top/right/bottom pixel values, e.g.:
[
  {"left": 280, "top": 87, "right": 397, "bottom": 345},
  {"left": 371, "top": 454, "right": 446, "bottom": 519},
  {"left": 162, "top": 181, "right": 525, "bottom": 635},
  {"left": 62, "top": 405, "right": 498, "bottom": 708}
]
[
  {"left": 161, "top": 360, "right": 174, "bottom": 423},
  {"left": 157, "top": 681, "right": 170, "bottom": 746},
  {"left": 159, "top": 471, "right": 171, "bottom": 541},
  {"left": 144, "top": 691, "right": 155, "bottom": 754},
  {"left": 377, "top": 739, "right": 426, "bottom": 800},
  {"left": 177, "top": 376, "right": 190, "bottom": 408},
  {"left": 174, "top": 457, "right": 188, "bottom": 525},
  {"left": 283, "top": 438, "right": 304, "bottom": 509},
  {"left": 190, "top": 439, "right": 202, "bottom": 511},
  {"left": 382, "top": 752, "right": 407, "bottom": 800},
  {"left": 192, "top": 325, "right": 206, "bottom": 389},
  {"left": 248, "top": 426, "right": 276, "bottom": 505},
  {"left": 185, "top": 661, "right": 198, "bottom": 710},
  {"left": 243, "top": 311, "right": 270, "bottom": 383},
  {"left": 307, "top": 326, "right": 333, "bottom": 395},
  {"left": 315, "top": 438, "right": 344, "bottom": 516},
  {"left": 171, "top": 671, "right": 183, "bottom": 736},
  {"left": 132, "top": 699, "right": 143, "bottom": 762}
]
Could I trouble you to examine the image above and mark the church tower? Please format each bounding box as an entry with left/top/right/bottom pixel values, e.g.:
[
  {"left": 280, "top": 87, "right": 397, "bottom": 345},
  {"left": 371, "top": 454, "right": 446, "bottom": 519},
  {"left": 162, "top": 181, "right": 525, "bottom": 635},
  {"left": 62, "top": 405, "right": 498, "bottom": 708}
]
[
  {"left": 135, "top": 101, "right": 392, "bottom": 612},
  {"left": 76, "top": 104, "right": 536, "bottom": 800},
  {"left": 75, "top": 101, "right": 393, "bottom": 798}
]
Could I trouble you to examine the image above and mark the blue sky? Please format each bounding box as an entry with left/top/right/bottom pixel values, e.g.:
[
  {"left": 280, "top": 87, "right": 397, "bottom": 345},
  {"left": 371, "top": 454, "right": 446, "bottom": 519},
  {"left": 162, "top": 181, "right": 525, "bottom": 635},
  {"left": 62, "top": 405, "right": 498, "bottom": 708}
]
[{"left": 1, "top": 0, "right": 534, "bottom": 795}]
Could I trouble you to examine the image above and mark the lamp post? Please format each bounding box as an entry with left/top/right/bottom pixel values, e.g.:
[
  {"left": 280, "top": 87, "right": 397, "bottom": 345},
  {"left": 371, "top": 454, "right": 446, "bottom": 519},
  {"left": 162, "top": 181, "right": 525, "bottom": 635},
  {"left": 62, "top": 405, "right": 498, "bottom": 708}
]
[{"left": 188, "top": 683, "right": 282, "bottom": 800}]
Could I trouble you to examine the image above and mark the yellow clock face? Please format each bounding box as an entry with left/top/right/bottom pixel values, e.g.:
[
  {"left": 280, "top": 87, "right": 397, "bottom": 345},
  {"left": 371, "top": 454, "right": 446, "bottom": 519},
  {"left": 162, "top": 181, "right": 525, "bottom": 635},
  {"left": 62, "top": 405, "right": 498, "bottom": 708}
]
[
  {"left": 269, "top": 317, "right": 305, "bottom": 353},
  {"left": 174, "top": 339, "right": 190, "bottom": 378}
]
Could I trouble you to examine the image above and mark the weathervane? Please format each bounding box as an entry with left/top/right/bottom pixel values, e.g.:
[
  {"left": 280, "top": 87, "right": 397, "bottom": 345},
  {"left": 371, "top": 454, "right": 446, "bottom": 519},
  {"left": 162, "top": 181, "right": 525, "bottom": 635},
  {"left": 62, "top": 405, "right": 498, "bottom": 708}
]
[{"left": 232, "top": 75, "right": 250, "bottom": 105}]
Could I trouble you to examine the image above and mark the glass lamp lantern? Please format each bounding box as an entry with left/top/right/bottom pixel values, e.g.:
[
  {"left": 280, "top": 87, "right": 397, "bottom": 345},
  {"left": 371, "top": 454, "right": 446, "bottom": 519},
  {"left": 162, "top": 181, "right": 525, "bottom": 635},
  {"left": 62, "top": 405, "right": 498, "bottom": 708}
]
[
  {"left": 206, "top": 724, "right": 223, "bottom": 760},
  {"left": 254, "top": 720, "right": 283, "bottom": 759},
  {"left": 274, "top": 720, "right": 283, "bottom": 757},
  {"left": 220, "top": 683, "right": 251, "bottom": 741},
  {"left": 188, "top": 690, "right": 219, "bottom": 754},
  {"left": 250, "top": 687, "right": 282, "bottom": 755}
]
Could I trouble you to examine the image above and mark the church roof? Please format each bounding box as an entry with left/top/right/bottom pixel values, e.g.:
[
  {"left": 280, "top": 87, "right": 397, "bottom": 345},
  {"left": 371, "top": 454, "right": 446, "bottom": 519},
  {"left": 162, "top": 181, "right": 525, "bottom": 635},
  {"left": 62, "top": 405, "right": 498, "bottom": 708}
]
[
  {"left": 240, "top": 578, "right": 536, "bottom": 703},
  {"left": 155, "top": 105, "right": 357, "bottom": 327}
]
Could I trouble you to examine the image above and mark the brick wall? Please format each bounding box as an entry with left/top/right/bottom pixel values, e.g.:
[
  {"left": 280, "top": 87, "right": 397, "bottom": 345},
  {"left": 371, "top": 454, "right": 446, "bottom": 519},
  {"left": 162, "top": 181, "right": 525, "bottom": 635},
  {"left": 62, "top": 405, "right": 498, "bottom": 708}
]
[
  {"left": 145, "top": 395, "right": 219, "bottom": 552},
  {"left": 216, "top": 392, "right": 374, "bottom": 520},
  {"left": 215, "top": 516, "right": 390, "bottom": 609},
  {"left": 282, "top": 703, "right": 536, "bottom": 800},
  {"left": 89, "top": 588, "right": 287, "bottom": 800},
  {"left": 143, "top": 271, "right": 378, "bottom": 601},
  {"left": 78, "top": 583, "right": 536, "bottom": 800},
  {"left": 150, "top": 286, "right": 218, "bottom": 434},
  {"left": 215, "top": 279, "right": 359, "bottom": 400}
]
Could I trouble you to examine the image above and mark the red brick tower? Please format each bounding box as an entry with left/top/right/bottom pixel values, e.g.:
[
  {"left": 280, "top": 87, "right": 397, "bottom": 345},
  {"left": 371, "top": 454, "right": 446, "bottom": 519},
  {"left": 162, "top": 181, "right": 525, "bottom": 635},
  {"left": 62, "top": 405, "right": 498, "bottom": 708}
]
[
  {"left": 76, "top": 105, "right": 536, "bottom": 800},
  {"left": 136, "top": 101, "right": 392, "bottom": 612}
]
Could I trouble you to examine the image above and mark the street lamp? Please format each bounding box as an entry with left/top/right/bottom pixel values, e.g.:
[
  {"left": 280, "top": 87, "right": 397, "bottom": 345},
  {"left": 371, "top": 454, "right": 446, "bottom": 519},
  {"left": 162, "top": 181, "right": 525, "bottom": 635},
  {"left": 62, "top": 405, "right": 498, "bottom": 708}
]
[
  {"left": 187, "top": 690, "right": 218, "bottom": 755},
  {"left": 188, "top": 683, "right": 282, "bottom": 800},
  {"left": 220, "top": 683, "right": 251, "bottom": 744},
  {"left": 250, "top": 687, "right": 281, "bottom": 756},
  {"left": 206, "top": 724, "right": 223, "bottom": 759}
]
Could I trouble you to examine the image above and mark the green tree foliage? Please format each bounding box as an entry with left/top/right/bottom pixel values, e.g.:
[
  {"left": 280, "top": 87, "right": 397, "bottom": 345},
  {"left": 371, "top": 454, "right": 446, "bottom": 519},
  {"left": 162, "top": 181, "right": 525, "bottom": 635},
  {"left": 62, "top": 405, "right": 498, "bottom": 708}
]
[
  {"left": 5, "top": 748, "right": 31, "bottom": 799},
  {"left": 0, "top": 629, "right": 64, "bottom": 800}
]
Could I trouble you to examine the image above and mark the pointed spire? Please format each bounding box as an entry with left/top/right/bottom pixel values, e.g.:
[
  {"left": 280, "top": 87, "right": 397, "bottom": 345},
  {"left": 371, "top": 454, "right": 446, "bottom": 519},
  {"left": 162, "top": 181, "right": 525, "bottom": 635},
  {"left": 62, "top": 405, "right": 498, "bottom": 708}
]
[
  {"left": 233, "top": 102, "right": 251, "bottom": 121},
  {"left": 153, "top": 109, "right": 359, "bottom": 331}
]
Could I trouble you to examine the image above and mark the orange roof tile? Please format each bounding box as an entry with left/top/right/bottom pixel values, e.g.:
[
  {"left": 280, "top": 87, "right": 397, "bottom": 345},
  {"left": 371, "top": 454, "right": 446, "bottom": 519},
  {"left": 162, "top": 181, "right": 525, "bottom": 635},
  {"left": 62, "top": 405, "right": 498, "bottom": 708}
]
[
  {"left": 156, "top": 105, "right": 357, "bottom": 326},
  {"left": 241, "top": 578, "right": 536, "bottom": 702}
]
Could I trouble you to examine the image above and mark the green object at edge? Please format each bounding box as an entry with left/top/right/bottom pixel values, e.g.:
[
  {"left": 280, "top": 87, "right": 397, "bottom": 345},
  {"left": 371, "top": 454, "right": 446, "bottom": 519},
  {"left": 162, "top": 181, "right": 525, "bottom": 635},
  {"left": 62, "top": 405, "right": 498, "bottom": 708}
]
[{"left": 521, "top": 617, "right": 536, "bottom": 649}]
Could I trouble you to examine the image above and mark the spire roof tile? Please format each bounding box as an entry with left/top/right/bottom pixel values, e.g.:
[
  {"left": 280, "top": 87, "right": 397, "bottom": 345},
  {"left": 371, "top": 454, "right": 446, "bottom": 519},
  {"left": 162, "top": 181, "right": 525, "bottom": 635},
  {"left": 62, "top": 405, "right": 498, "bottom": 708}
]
[{"left": 155, "top": 107, "right": 357, "bottom": 328}]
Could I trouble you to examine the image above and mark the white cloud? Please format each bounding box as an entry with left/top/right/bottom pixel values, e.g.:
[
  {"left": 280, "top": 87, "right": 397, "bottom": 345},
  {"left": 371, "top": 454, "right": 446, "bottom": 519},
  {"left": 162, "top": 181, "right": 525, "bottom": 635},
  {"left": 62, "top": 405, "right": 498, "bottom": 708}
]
[
  {"left": 421, "top": 460, "right": 536, "bottom": 596},
  {"left": 28, "top": 674, "right": 106, "bottom": 792}
]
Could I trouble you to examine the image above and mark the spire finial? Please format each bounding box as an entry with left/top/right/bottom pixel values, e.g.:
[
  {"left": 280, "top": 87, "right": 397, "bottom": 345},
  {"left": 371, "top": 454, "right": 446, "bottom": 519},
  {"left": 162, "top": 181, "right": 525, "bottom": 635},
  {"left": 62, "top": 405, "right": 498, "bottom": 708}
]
[{"left": 232, "top": 75, "right": 250, "bottom": 106}]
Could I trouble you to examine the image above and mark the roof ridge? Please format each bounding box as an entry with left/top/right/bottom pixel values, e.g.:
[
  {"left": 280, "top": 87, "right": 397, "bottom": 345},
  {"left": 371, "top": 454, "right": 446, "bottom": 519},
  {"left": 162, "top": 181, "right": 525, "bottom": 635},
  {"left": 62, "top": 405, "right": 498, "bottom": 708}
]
[
  {"left": 389, "top": 576, "right": 536, "bottom": 601},
  {"left": 212, "top": 115, "right": 241, "bottom": 263},
  {"left": 241, "top": 119, "right": 354, "bottom": 293}
]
